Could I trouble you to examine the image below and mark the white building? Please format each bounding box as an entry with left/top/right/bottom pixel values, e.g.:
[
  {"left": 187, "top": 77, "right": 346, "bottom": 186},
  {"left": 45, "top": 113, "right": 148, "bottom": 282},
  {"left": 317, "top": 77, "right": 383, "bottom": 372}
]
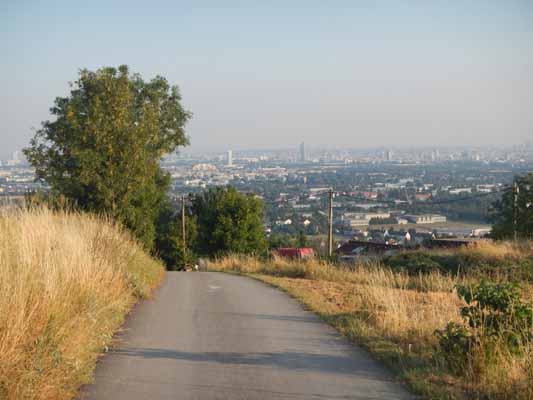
[
  {"left": 449, "top": 188, "right": 472, "bottom": 195},
  {"left": 404, "top": 214, "right": 447, "bottom": 224},
  {"left": 341, "top": 211, "right": 391, "bottom": 228}
]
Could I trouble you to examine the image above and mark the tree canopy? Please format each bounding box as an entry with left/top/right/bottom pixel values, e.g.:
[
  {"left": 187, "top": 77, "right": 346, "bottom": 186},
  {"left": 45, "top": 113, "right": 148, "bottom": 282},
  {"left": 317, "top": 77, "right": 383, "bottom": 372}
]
[
  {"left": 490, "top": 173, "right": 533, "bottom": 240},
  {"left": 191, "top": 187, "right": 266, "bottom": 256},
  {"left": 24, "top": 65, "right": 191, "bottom": 248}
]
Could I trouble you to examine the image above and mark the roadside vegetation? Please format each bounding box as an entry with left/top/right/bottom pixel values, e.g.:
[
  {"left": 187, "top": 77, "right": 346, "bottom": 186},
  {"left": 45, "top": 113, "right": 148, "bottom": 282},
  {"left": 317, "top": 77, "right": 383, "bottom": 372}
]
[
  {"left": 0, "top": 208, "right": 165, "bottom": 400},
  {"left": 208, "top": 240, "right": 533, "bottom": 400}
]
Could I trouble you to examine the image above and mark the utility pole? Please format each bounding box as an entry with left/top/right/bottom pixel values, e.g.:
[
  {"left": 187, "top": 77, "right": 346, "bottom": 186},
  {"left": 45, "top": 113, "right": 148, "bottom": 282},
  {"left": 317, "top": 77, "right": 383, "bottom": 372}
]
[
  {"left": 328, "top": 188, "right": 333, "bottom": 257},
  {"left": 181, "top": 194, "right": 186, "bottom": 252},
  {"left": 513, "top": 181, "right": 519, "bottom": 242}
]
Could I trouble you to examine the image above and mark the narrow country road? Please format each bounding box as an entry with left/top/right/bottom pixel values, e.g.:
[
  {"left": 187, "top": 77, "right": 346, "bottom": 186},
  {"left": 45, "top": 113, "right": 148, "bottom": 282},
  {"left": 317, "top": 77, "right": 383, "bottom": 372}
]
[{"left": 81, "top": 272, "right": 414, "bottom": 399}]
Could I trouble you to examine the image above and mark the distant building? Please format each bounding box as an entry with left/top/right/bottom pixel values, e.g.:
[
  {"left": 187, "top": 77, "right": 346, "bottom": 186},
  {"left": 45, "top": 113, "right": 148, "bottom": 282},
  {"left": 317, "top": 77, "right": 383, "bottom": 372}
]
[
  {"left": 471, "top": 228, "right": 491, "bottom": 237},
  {"left": 449, "top": 188, "right": 472, "bottom": 195},
  {"left": 227, "top": 150, "right": 233, "bottom": 167},
  {"left": 299, "top": 142, "right": 306, "bottom": 162},
  {"left": 415, "top": 193, "right": 432, "bottom": 202},
  {"left": 293, "top": 204, "right": 311, "bottom": 209},
  {"left": 336, "top": 240, "right": 399, "bottom": 258},
  {"left": 404, "top": 214, "right": 447, "bottom": 224},
  {"left": 350, "top": 191, "right": 378, "bottom": 200},
  {"left": 476, "top": 185, "right": 496, "bottom": 193},
  {"left": 342, "top": 217, "right": 370, "bottom": 227},
  {"left": 192, "top": 163, "right": 217, "bottom": 172},
  {"left": 341, "top": 211, "right": 391, "bottom": 228},
  {"left": 364, "top": 212, "right": 391, "bottom": 220},
  {"left": 274, "top": 248, "right": 314, "bottom": 259},
  {"left": 385, "top": 150, "right": 393, "bottom": 161},
  {"left": 309, "top": 187, "right": 330, "bottom": 194},
  {"left": 6, "top": 151, "right": 24, "bottom": 166}
]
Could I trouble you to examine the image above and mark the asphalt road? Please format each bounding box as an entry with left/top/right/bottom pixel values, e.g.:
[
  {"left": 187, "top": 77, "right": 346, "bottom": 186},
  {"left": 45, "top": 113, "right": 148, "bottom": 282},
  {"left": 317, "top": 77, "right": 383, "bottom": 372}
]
[{"left": 81, "top": 272, "right": 414, "bottom": 400}]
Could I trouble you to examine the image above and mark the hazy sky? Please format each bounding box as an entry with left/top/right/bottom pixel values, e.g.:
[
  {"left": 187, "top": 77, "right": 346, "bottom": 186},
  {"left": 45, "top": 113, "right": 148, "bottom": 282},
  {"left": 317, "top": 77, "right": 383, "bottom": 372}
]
[{"left": 1, "top": 1, "right": 532, "bottom": 159}]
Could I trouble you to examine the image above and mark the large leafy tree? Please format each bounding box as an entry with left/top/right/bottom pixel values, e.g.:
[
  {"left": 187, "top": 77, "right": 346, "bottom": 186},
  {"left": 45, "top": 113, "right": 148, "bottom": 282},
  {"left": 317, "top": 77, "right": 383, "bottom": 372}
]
[
  {"left": 191, "top": 187, "right": 266, "bottom": 255},
  {"left": 24, "top": 65, "right": 190, "bottom": 248},
  {"left": 490, "top": 173, "right": 533, "bottom": 239}
]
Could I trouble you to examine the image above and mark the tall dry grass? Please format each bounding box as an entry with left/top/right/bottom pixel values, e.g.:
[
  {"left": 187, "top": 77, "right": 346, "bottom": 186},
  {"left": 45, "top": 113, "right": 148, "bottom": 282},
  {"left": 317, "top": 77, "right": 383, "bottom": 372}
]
[
  {"left": 458, "top": 239, "right": 533, "bottom": 261},
  {"left": 210, "top": 254, "right": 463, "bottom": 340},
  {"left": 209, "top": 253, "right": 533, "bottom": 399},
  {"left": 211, "top": 253, "right": 460, "bottom": 292},
  {"left": 0, "top": 208, "right": 165, "bottom": 400}
]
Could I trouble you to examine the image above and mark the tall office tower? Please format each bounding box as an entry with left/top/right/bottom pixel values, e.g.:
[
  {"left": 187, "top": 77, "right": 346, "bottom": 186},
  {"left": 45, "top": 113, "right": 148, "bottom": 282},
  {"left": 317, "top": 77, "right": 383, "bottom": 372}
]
[
  {"left": 299, "top": 142, "right": 306, "bottom": 162},
  {"left": 386, "top": 150, "right": 393, "bottom": 161},
  {"left": 12, "top": 150, "right": 22, "bottom": 163},
  {"left": 227, "top": 150, "right": 233, "bottom": 167}
]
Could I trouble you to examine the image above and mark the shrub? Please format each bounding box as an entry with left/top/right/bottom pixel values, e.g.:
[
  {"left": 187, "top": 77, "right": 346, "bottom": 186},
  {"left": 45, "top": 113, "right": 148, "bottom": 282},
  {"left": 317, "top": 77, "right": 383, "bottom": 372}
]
[
  {"left": 436, "top": 280, "right": 533, "bottom": 374},
  {"left": 384, "top": 252, "right": 444, "bottom": 274},
  {"left": 435, "top": 322, "right": 474, "bottom": 374},
  {"left": 458, "top": 281, "right": 533, "bottom": 350}
]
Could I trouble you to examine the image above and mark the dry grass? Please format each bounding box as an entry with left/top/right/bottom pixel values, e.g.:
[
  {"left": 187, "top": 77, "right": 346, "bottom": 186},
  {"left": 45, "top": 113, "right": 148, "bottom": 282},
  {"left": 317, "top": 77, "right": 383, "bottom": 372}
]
[
  {"left": 209, "top": 253, "right": 533, "bottom": 400},
  {"left": 212, "top": 254, "right": 460, "bottom": 292},
  {"left": 458, "top": 240, "right": 533, "bottom": 261},
  {"left": 0, "top": 208, "right": 165, "bottom": 400}
]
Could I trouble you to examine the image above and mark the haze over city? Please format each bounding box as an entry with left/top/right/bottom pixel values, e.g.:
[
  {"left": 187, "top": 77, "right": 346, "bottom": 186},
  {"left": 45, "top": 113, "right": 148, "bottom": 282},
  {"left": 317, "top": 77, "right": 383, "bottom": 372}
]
[{"left": 2, "top": 0, "right": 533, "bottom": 160}]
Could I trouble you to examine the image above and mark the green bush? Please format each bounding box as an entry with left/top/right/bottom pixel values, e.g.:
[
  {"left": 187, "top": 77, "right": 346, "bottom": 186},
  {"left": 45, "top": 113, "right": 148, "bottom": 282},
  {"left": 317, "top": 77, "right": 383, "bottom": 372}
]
[
  {"left": 436, "top": 280, "right": 533, "bottom": 373},
  {"left": 435, "top": 322, "right": 474, "bottom": 374},
  {"left": 458, "top": 281, "right": 533, "bottom": 350},
  {"left": 384, "top": 252, "right": 444, "bottom": 275}
]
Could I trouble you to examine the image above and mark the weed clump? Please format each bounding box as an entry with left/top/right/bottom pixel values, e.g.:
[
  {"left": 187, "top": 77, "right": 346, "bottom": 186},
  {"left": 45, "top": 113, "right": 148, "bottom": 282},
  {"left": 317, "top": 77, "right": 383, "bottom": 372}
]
[{"left": 436, "top": 281, "right": 532, "bottom": 392}]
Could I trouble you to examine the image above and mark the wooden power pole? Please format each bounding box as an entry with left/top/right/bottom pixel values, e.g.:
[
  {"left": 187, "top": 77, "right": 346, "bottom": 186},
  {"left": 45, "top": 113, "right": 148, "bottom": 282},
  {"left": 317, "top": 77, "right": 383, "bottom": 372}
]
[
  {"left": 513, "top": 181, "right": 519, "bottom": 242},
  {"left": 181, "top": 194, "right": 186, "bottom": 252},
  {"left": 328, "top": 188, "right": 333, "bottom": 257}
]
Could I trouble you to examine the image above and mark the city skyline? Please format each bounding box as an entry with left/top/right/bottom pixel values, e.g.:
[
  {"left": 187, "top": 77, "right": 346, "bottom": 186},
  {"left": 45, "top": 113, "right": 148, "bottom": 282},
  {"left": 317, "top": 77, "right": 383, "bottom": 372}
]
[
  {"left": 2, "top": 1, "right": 533, "bottom": 160},
  {"left": 2, "top": 141, "right": 533, "bottom": 163}
]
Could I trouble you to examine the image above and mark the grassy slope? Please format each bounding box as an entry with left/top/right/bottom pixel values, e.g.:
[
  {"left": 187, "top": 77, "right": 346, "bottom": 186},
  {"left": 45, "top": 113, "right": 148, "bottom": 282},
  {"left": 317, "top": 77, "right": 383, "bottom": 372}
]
[
  {"left": 208, "top": 245, "right": 533, "bottom": 400},
  {"left": 0, "top": 209, "right": 165, "bottom": 400}
]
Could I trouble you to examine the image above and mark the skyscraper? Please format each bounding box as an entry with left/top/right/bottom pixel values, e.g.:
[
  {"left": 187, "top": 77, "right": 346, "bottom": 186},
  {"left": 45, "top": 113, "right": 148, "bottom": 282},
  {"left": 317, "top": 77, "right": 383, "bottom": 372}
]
[
  {"left": 299, "top": 142, "right": 306, "bottom": 162},
  {"left": 227, "top": 150, "right": 233, "bottom": 167}
]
